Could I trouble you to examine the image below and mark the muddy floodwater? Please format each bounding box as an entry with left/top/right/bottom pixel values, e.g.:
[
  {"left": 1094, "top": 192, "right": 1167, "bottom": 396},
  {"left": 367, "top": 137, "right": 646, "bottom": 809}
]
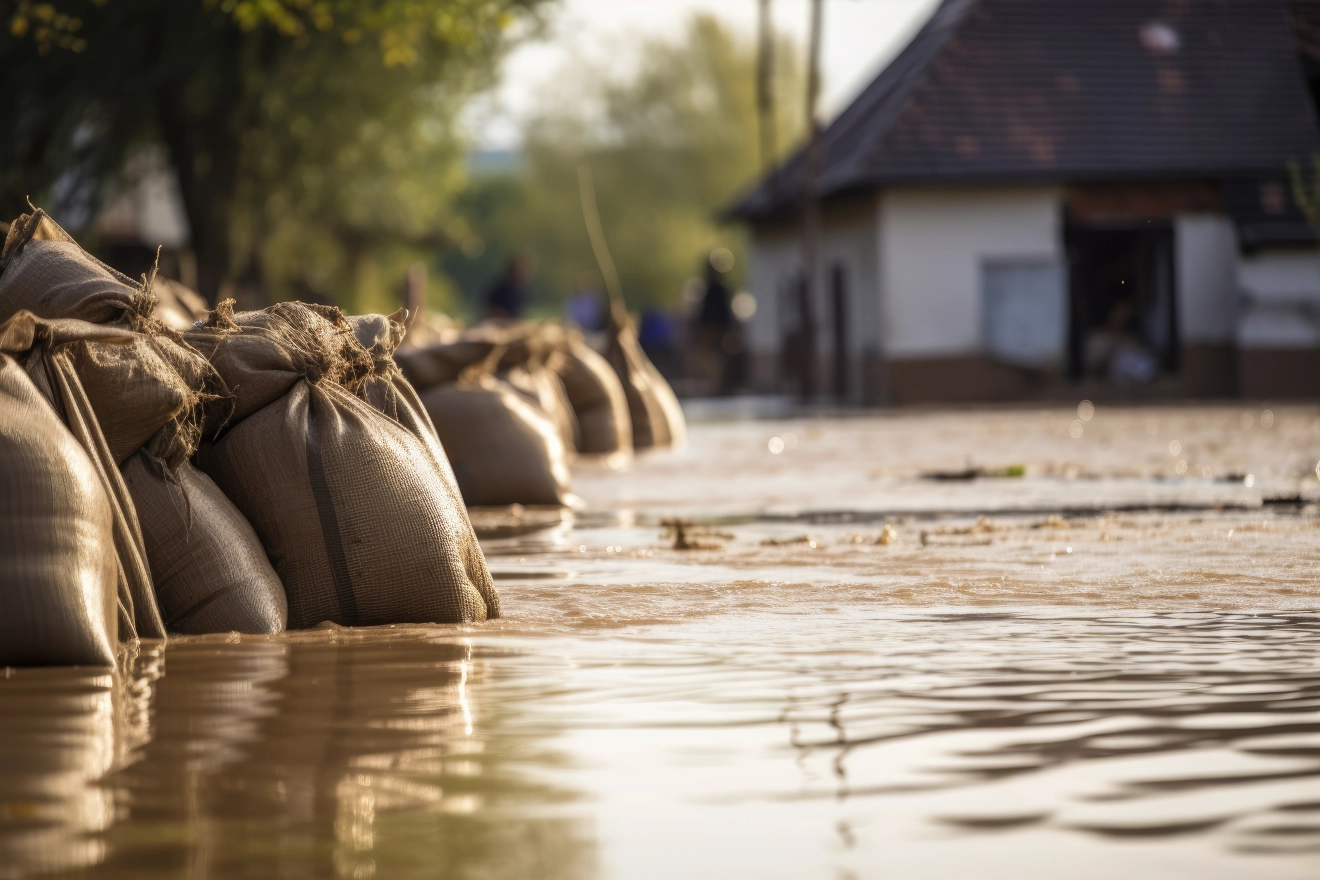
[{"left": 4, "top": 405, "right": 1320, "bottom": 879}]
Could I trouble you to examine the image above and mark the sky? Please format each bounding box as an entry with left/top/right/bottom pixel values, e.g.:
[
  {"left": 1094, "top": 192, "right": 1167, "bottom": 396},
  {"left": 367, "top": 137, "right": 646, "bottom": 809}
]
[{"left": 467, "top": 0, "right": 941, "bottom": 149}]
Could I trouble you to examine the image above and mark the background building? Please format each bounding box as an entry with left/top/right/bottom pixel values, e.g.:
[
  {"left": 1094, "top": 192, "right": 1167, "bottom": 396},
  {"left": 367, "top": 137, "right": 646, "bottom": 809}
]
[{"left": 728, "top": 0, "right": 1320, "bottom": 403}]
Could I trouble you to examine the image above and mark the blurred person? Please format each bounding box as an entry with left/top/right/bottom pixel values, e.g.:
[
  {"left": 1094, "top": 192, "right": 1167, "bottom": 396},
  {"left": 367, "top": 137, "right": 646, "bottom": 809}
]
[
  {"left": 639, "top": 307, "right": 681, "bottom": 379},
  {"left": 565, "top": 277, "right": 607, "bottom": 331},
  {"left": 484, "top": 255, "right": 533, "bottom": 320},
  {"left": 691, "top": 252, "right": 745, "bottom": 394},
  {"left": 1085, "top": 301, "right": 1157, "bottom": 385}
]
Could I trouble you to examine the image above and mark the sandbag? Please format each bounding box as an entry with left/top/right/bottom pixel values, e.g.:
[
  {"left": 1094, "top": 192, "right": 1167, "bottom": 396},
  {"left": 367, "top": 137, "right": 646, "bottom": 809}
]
[
  {"left": 10, "top": 313, "right": 167, "bottom": 641},
  {"left": 185, "top": 299, "right": 371, "bottom": 429},
  {"left": 554, "top": 334, "right": 632, "bottom": 456},
  {"left": 0, "top": 209, "right": 217, "bottom": 465},
  {"left": 502, "top": 361, "right": 579, "bottom": 453},
  {"left": 346, "top": 310, "right": 433, "bottom": 432},
  {"left": 0, "top": 319, "right": 122, "bottom": 666},
  {"left": 604, "top": 316, "right": 686, "bottom": 450},
  {"left": 191, "top": 300, "right": 498, "bottom": 628},
  {"left": 418, "top": 375, "right": 571, "bottom": 507},
  {"left": 0, "top": 210, "right": 142, "bottom": 326},
  {"left": 394, "top": 338, "right": 496, "bottom": 391},
  {"left": 122, "top": 449, "right": 287, "bottom": 635}
]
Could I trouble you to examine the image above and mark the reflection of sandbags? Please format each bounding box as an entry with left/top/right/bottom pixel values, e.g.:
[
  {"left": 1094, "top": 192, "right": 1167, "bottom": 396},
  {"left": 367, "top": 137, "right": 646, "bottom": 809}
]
[
  {"left": 605, "top": 318, "right": 685, "bottom": 450},
  {"left": 554, "top": 335, "right": 632, "bottom": 456},
  {"left": 192, "top": 301, "right": 498, "bottom": 628},
  {"left": 7, "top": 312, "right": 166, "bottom": 642},
  {"left": 0, "top": 670, "right": 118, "bottom": 874},
  {"left": 122, "top": 450, "right": 287, "bottom": 635},
  {"left": 0, "top": 320, "right": 119, "bottom": 667},
  {"left": 418, "top": 376, "right": 571, "bottom": 507}
]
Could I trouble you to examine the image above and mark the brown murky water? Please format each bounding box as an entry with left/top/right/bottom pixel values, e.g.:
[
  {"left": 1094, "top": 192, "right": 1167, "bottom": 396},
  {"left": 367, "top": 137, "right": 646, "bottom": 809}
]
[{"left": 4, "top": 405, "right": 1320, "bottom": 879}]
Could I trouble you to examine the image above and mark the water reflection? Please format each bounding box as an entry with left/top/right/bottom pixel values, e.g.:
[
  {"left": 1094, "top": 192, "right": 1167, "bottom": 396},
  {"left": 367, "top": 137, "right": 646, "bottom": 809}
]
[
  {"left": 2, "top": 610, "right": 1318, "bottom": 878},
  {"left": 759, "top": 613, "right": 1320, "bottom": 858},
  {"left": 0, "top": 629, "right": 594, "bottom": 880}
]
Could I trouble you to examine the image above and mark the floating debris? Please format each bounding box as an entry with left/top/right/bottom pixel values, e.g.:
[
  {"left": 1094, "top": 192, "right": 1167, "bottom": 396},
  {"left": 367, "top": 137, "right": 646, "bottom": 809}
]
[
  {"left": 876, "top": 524, "right": 898, "bottom": 545},
  {"left": 660, "top": 519, "right": 725, "bottom": 551},
  {"left": 921, "top": 464, "right": 1025, "bottom": 481},
  {"left": 760, "top": 535, "right": 819, "bottom": 548}
]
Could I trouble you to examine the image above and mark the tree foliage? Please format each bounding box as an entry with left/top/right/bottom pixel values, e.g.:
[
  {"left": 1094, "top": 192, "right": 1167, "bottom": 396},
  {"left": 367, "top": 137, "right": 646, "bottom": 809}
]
[
  {"left": 0, "top": 0, "right": 545, "bottom": 310},
  {"left": 444, "top": 15, "right": 804, "bottom": 317}
]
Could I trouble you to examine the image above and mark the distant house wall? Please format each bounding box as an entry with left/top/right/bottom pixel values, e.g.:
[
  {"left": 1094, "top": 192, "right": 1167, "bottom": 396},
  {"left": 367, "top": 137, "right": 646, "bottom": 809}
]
[
  {"left": 745, "top": 196, "right": 880, "bottom": 398},
  {"left": 879, "top": 186, "right": 1063, "bottom": 357},
  {"left": 1175, "top": 214, "right": 1240, "bottom": 395},
  {"left": 877, "top": 186, "right": 1063, "bottom": 402},
  {"left": 1236, "top": 248, "right": 1320, "bottom": 397},
  {"left": 743, "top": 187, "right": 1320, "bottom": 402}
]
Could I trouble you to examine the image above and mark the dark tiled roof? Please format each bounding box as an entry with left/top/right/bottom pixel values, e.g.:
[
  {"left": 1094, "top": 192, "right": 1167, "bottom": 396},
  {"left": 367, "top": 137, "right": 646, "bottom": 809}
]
[{"left": 730, "top": 0, "right": 1320, "bottom": 219}]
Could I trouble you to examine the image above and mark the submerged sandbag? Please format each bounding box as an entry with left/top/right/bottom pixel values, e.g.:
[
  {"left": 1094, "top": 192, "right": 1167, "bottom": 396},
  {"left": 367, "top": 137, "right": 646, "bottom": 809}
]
[
  {"left": 11, "top": 313, "right": 167, "bottom": 641},
  {"left": 0, "top": 317, "right": 123, "bottom": 666},
  {"left": 604, "top": 315, "right": 686, "bottom": 450},
  {"left": 418, "top": 375, "right": 571, "bottom": 507},
  {"left": 190, "top": 300, "right": 498, "bottom": 628},
  {"left": 122, "top": 442, "right": 287, "bottom": 636},
  {"left": 554, "top": 333, "right": 632, "bottom": 456}
]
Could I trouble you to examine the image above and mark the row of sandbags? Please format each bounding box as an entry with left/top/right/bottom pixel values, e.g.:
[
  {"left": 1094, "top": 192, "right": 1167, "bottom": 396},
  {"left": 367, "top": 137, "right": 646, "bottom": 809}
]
[
  {"left": 0, "top": 210, "right": 499, "bottom": 668},
  {"left": 394, "top": 315, "right": 686, "bottom": 508}
]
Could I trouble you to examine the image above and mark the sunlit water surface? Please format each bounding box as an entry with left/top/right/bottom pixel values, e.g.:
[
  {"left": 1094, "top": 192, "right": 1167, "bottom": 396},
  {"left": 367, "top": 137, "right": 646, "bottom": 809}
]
[{"left": 3, "top": 407, "right": 1320, "bottom": 879}]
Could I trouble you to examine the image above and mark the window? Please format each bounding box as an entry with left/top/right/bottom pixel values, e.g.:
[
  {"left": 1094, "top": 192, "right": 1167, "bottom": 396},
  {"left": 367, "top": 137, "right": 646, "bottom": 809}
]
[{"left": 981, "top": 260, "right": 1066, "bottom": 368}]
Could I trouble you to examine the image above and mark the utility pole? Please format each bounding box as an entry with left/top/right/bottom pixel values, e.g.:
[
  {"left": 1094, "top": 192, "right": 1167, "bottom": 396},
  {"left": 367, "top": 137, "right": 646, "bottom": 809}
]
[
  {"left": 799, "top": 0, "right": 824, "bottom": 401},
  {"left": 756, "top": 0, "right": 777, "bottom": 176}
]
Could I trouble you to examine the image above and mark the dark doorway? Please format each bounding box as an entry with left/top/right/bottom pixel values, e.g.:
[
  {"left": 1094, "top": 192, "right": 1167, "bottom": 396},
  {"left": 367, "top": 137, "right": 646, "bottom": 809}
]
[
  {"left": 831, "top": 264, "right": 849, "bottom": 400},
  {"left": 1065, "top": 222, "right": 1178, "bottom": 383}
]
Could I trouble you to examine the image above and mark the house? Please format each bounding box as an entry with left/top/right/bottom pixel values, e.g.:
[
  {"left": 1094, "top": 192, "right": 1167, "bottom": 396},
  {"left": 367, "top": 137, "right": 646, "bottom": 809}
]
[{"left": 727, "top": 0, "right": 1320, "bottom": 403}]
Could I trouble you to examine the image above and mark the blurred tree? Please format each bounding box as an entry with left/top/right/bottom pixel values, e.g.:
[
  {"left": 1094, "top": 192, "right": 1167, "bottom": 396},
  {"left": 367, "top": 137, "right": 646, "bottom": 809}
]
[
  {"left": 443, "top": 14, "right": 804, "bottom": 317},
  {"left": 0, "top": 0, "right": 546, "bottom": 310}
]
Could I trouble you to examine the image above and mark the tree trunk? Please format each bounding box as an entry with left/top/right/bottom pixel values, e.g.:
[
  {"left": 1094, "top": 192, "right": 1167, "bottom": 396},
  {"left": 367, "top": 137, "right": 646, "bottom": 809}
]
[{"left": 799, "top": 0, "right": 825, "bottom": 401}]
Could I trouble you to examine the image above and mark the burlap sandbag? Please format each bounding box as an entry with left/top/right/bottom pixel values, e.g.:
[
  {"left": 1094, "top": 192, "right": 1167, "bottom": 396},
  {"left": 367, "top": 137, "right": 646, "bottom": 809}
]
[
  {"left": 122, "top": 441, "right": 287, "bottom": 636},
  {"left": 0, "top": 210, "right": 141, "bottom": 325},
  {"left": 554, "top": 333, "right": 632, "bottom": 456},
  {"left": 604, "top": 316, "right": 686, "bottom": 450},
  {"left": 418, "top": 374, "right": 571, "bottom": 507},
  {"left": 345, "top": 310, "right": 435, "bottom": 433},
  {"left": 0, "top": 354, "right": 117, "bottom": 667},
  {"left": 191, "top": 301, "right": 498, "bottom": 628},
  {"left": 502, "top": 360, "right": 580, "bottom": 453},
  {"left": 0, "top": 315, "right": 135, "bottom": 665},
  {"left": 10, "top": 314, "right": 167, "bottom": 641},
  {"left": 394, "top": 338, "right": 496, "bottom": 391},
  {"left": 0, "top": 209, "right": 217, "bottom": 465}
]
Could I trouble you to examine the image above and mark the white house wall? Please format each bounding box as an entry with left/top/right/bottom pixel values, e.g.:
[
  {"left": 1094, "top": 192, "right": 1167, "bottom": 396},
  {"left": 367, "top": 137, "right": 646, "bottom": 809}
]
[
  {"left": 1237, "top": 250, "right": 1320, "bottom": 349},
  {"left": 745, "top": 199, "right": 880, "bottom": 382},
  {"left": 878, "top": 186, "right": 1062, "bottom": 358},
  {"left": 1174, "top": 214, "right": 1238, "bottom": 344}
]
